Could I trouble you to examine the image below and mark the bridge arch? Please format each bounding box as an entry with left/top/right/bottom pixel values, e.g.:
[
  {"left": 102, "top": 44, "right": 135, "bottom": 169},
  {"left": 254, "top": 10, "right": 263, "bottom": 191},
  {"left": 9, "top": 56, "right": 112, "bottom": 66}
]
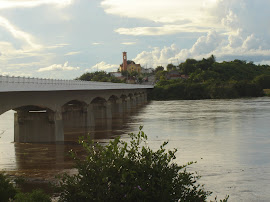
[
  {"left": 13, "top": 105, "right": 59, "bottom": 142},
  {"left": 0, "top": 103, "right": 56, "bottom": 116},
  {"left": 108, "top": 95, "right": 119, "bottom": 104},
  {"left": 62, "top": 100, "right": 87, "bottom": 111},
  {"left": 90, "top": 97, "right": 107, "bottom": 104}
]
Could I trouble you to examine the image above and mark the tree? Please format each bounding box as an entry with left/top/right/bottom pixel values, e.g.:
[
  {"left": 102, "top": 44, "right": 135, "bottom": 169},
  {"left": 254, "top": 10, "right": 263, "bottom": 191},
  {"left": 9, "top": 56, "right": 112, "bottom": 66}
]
[
  {"left": 155, "top": 66, "right": 164, "bottom": 73},
  {"left": 130, "top": 71, "right": 139, "bottom": 78},
  {"left": 181, "top": 59, "right": 197, "bottom": 74},
  {"left": 0, "top": 173, "right": 51, "bottom": 202},
  {"left": 15, "top": 189, "right": 51, "bottom": 202},
  {"left": 56, "top": 127, "right": 228, "bottom": 202},
  {"left": 253, "top": 74, "right": 270, "bottom": 89},
  {"left": 166, "top": 63, "right": 176, "bottom": 71},
  {"left": 76, "top": 71, "right": 123, "bottom": 83},
  {"left": 0, "top": 173, "right": 17, "bottom": 201}
]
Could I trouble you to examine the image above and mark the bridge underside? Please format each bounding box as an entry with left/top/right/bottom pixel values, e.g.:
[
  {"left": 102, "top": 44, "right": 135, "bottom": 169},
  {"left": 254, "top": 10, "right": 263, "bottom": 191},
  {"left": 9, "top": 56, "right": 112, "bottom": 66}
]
[{"left": 0, "top": 89, "right": 148, "bottom": 143}]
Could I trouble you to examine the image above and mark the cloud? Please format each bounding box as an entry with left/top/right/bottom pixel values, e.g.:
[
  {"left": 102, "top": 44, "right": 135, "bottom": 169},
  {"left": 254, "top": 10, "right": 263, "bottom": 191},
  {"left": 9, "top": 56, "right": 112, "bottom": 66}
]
[
  {"left": 101, "top": 0, "right": 212, "bottom": 23},
  {"left": 92, "top": 42, "right": 103, "bottom": 45},
  {"left": 0, "top": 70, "right": 31, "bottom": 77},
  {"left": 121, "top": 42, "right": 136, "bottom": 45},
  {"left": 133, "top": 44, "right": 180, "bottom": 67},
  {"left": 102, "top": 0, "right": 224, "bottom": 36},
  {"left": 47, "top": 43, "right": 69, "bottom": 49},
  {"left": 0, "top": 16, "right": 41, "bottom": 49},
  {"left": 0, "top": 0, "right": 73, "bottom": 9},
  {"left": 190, "top": 30, "right": 223, "bottom": 55},
  {"left": 115, "top": 25, "right": 210, "bottom": 36},
  {"left": 133, "top": 30, "right": 270, "bottom": 68},
  {"left": 85, "top": 61, "right": 118, "bottom": 72},
  {"left": 256, "top": 60, "right": 270, "bottom": 65},
  {"left": 65, "top": 51, "right": 80, "bottom": 56},
  {"left": 120, "top": 0, "right": 270, "bottom": 66},
  {"left": 37, "top": 62, "right": 80, "bottom": 72}
]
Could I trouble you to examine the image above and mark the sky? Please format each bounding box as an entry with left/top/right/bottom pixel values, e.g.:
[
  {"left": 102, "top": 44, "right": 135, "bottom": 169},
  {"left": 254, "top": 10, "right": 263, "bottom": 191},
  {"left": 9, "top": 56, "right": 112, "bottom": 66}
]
[{"left": 0, "top": 0, "right": 270, "bottom": 79}]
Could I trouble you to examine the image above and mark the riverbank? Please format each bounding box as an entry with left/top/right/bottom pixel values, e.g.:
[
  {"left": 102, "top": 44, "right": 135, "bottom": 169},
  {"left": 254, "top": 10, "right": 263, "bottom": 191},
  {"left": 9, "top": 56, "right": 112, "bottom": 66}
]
[
  {"left": 149, "top": 80, "right": 267, "bottom": 100},
  {"left": 150, "top": 57, "right": 270, "bottom": 100}
]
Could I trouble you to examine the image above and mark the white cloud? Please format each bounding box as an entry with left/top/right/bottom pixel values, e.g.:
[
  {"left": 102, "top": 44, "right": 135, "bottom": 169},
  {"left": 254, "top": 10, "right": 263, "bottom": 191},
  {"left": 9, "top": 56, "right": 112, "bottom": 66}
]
[
  {"left": 133, "top": 44, "right": 180, "bottom": 67},
  {"left": 0, "top": 0, "right": 73, "bottom": 9},
  {"left": 0, "top": 16, "right": 41, "bottom": 49},
  {"left": 37, "top": 62, "right": 80, "bottom": 72},
  {"left": 47, "top": 43, "right": 69, "bottom": 49},
  {"left": 102, "top": 0, "right": 225, "bottom": 36},
  {"left": 133, "top": 29, "right": 270, "bottom": 68},
  {"left": 85, "top": 61, "right": 118, "bottom": 72},
  {"left": 65, "top": 51, "right": 80, "bottom": 56},
  {"left": 0, "top": 41, "right": 42, "bottom": 61},
  {"left": 101, "top": 0, "right": 214, "bottom": 23},
  {"left": 113, "top": 0, "right": 270, "bottom": 67},
  {"left": 190, "top": 30, "right": 223, "bottom": 55},
  {"left": 121, "top": 42, "right": 136, "bottom": 45},
  {"left": 92, "top": 42, "right": 103, "bottom": 45},
  {"left": 0, "top": 70, "right": 31, "bottom": 77},
  {"left": 256, "top": 60, "right": 270, "bottom": 65},
  {"left": 115, "top": 25, "right": 210, "bottom": 36}
]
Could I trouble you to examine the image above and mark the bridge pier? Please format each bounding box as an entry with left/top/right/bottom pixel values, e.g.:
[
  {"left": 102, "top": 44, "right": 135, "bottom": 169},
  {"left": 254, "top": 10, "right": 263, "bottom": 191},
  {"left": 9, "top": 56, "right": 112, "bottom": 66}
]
[
  {"left": 106, "top": 102, "right": 112, "bottom": 131},
  {"left": 62, "top": 101, "right": 90, "bottom": 141},
  {"left": 110, "top": 98, "right": 124, "bottom": 130},
  {"left": 14, "top": 108, "right": 64, "bottom": 143}
]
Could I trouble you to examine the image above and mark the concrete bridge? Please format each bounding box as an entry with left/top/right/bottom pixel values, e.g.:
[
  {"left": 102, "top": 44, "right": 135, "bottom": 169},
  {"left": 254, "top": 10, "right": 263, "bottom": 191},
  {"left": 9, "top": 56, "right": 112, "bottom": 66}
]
[{"left": 0, "top": 75, "right": 153, "bottom": 143}]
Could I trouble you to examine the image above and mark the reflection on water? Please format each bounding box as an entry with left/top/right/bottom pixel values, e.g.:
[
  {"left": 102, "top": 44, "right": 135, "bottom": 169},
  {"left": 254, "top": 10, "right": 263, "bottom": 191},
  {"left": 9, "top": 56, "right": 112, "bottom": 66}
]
[
  {"left": 0, "top": 105, "right": 147, "bottom": 180},
  {"left": 1, "top": 98, "right": 270, "bottom": 201}
]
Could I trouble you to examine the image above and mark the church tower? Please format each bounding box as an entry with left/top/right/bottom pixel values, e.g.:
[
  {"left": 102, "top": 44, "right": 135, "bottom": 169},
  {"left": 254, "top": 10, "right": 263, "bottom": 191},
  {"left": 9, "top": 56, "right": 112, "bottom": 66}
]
[{"left": 122, "top": 52, "right": 127, "bottom": 71}]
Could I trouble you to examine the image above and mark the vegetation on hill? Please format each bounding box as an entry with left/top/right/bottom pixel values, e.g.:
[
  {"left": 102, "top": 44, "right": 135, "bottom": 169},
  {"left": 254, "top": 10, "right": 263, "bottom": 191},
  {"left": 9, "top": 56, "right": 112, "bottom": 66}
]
[
  {"left": 76, "top": 71, "right": 124, "bottom": 83},
  {"left": 150, "top": 55, "right": 270, "bottom": 100}
]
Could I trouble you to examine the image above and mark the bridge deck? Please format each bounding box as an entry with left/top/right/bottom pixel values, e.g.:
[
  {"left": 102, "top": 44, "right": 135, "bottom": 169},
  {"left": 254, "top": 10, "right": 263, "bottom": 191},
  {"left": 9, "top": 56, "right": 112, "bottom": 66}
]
[{"left": 0, "top": 75, "right": 153, "bottom": 92}]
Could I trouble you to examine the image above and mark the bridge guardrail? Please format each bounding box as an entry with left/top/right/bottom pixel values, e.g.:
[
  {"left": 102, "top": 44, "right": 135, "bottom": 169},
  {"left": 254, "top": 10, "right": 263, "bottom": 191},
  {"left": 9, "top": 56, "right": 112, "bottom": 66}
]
[
  {"left": 0, "top": 75, "right": 154, "bottom": 92},
  {"left": 0, "top": 75, "right": 96, "bottom": 86}
]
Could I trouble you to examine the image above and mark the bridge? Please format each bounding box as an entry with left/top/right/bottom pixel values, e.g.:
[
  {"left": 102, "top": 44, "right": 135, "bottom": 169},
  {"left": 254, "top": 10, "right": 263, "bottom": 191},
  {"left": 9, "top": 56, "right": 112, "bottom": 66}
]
[{"left": 0, "top": 75, "right": 153, "bottom": 143}]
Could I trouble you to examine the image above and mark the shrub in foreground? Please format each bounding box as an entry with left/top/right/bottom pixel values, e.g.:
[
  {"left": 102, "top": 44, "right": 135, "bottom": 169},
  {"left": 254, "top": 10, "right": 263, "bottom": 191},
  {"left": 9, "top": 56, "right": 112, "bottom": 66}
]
[
  {"left": 56, "top": 127, "right": 228, "bottom": 201},
  {"left": 0, "top": 173, "right": 51, "bottom": 202},
  {"left": 14, "top": 189, "right": 51, "bottom": 202},
  {"left": 0, "top": 173, "right": 17, "bottom": 201}
]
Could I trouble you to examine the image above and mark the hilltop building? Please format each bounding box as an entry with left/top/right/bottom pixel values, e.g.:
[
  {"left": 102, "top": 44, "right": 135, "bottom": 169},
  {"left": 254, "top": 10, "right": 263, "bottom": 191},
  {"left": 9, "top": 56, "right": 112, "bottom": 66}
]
[{"left": 120, "top": 52, "right": 142, "bottom": 73}]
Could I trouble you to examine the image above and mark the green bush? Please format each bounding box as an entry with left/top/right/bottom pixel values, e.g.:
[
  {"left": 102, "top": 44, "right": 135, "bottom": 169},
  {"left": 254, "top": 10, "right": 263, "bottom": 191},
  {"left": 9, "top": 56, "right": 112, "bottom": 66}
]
[
  {"left": 0, "top": 173, "right": 17, "bottom": 201},
  {"left": 14, "top": 189, "right": 51, "bottom": 202},
  {"left": 56, "top": 127, "right": 228, "bottom": 202},
  {"left": 253, "top": 75, "right": 270, "bottom": 89}
]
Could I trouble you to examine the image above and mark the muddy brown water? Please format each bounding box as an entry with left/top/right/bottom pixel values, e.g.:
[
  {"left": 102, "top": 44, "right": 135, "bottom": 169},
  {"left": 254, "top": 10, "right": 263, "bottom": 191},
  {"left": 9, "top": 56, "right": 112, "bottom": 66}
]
[{"left": 1, "top": 99, "right": 270, "bottom": 201}]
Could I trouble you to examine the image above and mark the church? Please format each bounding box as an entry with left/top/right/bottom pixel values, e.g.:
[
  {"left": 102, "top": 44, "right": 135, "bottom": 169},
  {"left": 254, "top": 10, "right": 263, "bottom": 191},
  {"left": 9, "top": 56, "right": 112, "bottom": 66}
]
[{"left": 119, "top": 52, "right": 141, "bottom": 73}]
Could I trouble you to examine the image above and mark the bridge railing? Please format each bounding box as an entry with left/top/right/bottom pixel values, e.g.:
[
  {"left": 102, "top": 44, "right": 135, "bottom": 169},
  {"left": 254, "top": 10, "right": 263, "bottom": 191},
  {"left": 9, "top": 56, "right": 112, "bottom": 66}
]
[
  {"left": 0, "top": 75, "right": 154, "bottom": 92},
  {"left": 0, "top": 75, "right": 94, "bottom": 86}
]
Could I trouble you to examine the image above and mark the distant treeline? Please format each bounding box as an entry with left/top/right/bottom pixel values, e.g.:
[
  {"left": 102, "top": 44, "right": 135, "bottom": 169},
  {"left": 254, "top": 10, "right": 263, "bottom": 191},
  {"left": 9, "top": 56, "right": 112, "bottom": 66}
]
[
  {"left": 149, "top": 55, "right": 270, "bottom": 100},
  {"left": 76, "top": 71, "right": 124, "bottom": 83}
]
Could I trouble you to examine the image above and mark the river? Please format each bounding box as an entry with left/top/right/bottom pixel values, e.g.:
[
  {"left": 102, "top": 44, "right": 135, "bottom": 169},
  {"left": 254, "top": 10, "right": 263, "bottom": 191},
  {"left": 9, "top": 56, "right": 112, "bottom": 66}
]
[{"left": 1, "top": 98, "right": 270, "bottom": 201}]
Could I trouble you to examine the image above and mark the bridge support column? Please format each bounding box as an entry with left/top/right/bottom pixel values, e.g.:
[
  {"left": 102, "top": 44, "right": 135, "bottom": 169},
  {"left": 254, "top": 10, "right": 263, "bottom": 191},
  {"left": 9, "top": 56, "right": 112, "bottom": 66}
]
[
  {"left": 91, "top": 103, "right": 106, "bottom": 131},
  {"left": 135, "top": 95, "right": 140, "bottom": 106},
  {"left": 110, "top": 99, "right": 124, "bottom": 129},
  {"left": 125, "top": 97, "right": 132, "bottom": 113},
  {"left": 106, "top": 102, "right": 112, "bottom": 131},
  {"left": 142, "top": 93, "right": 147, "bottom": 103},
  {"left": 14, "top": 109, "right": 64, "bottom": 143},
  {"left": 137, "top": 95, "right": 143, "bottom": 105},
  {"left": 86, "top": 105, "right": 95, "bottom": 133},
  {"left": 54, "top": 110, "right": 64, "bottom": 142}
]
